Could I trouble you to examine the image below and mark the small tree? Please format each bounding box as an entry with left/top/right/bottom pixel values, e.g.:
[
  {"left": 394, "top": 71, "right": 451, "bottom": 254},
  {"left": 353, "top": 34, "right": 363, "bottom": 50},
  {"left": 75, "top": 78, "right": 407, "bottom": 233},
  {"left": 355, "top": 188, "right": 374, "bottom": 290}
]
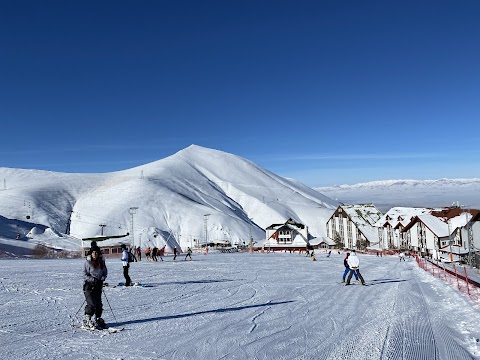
[
  {"left": 33, "top": 244, "right": 50, "bottom": 258},
  {"left": 356, "top": 239, "right": 369, "bottom": 251}
]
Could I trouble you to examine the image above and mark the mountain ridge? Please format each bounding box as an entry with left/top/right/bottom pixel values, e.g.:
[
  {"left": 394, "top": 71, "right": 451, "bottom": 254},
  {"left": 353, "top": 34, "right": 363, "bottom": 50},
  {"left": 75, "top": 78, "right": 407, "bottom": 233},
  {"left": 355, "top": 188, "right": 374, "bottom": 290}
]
[
  {"left": 0, "top": 145, "right": 338, "bottom": 252},
  {"left": 315, "top": 178, "right": 480, "bottom": 212}
]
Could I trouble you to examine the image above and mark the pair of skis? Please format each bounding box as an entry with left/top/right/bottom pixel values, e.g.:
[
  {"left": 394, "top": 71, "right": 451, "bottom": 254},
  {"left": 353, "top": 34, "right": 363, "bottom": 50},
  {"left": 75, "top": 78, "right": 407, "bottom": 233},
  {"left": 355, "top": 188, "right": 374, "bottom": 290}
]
[
  {"left": 73, "top": 324, "right": 124, "bottom": 333},
  {"left": 104, "top": 282, "right": 147, "bottom": 288}
]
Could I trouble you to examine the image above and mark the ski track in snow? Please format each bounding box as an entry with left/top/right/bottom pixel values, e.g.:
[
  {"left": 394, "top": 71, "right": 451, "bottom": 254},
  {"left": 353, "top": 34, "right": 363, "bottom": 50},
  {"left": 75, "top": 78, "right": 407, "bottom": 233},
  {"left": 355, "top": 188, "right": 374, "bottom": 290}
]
[{"left": 1, "top": 253, "right": 480, "bottom": 360}]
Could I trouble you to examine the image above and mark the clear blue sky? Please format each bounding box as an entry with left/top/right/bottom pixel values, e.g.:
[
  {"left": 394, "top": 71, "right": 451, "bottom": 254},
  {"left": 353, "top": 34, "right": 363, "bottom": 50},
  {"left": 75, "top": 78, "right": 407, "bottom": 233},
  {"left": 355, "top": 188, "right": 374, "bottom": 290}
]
[{"left": 1, "top": 1, "right": 479, "bottom": 186}]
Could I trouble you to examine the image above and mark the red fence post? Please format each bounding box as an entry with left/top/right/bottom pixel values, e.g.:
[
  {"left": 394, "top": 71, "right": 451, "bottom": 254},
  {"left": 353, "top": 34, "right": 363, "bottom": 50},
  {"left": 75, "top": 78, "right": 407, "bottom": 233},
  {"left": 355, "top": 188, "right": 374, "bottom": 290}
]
[
  {"left": 464, "top": 266, "right": 470, "bottom": 296},
  {"left": 453, "top": 264, "right": 460, "bottom": 290}
]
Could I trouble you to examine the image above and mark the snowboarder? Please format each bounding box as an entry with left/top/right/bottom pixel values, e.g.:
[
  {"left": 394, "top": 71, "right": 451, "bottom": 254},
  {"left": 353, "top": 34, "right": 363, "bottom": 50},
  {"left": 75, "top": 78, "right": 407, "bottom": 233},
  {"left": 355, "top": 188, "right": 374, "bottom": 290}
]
[
  {"left": 82, "top": 249, "right": 108, "bottom": 329},
  {"left": 184, "top": 247, "right": 192, "bottom": 261},
  {"left": 121, "top": 244, "right": 132, "bottom": 286},
  {"left": 342, "top": 252, "right": 359, "bottom": 283},
  {"left": 345, "top": 251, "right": 365, "bottom": 285}
]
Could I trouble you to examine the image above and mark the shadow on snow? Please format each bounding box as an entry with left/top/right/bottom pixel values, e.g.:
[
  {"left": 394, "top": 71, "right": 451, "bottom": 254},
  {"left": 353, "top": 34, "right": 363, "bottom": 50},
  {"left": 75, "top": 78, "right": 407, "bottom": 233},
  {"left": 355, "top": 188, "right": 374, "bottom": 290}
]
[
  {"left": 113, "top": 300, "right": 295, "bottom": 327},
  {"left": 368, "top": 279, "right": 408, "bottom": 285}
]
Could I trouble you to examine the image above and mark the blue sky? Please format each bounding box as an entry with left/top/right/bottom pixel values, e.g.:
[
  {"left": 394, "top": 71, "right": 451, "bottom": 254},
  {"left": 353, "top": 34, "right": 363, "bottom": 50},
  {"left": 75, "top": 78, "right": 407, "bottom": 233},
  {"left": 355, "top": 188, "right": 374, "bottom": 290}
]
[{"left": 1, "top": 1, "right": 479, "bottom": 187}]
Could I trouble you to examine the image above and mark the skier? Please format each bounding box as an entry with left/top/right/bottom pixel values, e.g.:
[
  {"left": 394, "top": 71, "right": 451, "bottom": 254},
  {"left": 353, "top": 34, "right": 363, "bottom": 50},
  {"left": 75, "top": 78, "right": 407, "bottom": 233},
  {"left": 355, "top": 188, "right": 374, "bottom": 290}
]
[
  {"left": 345, "top": 250, "right": 366, "bottom": 286},
  {"left": 327, "top": 250, "right": 332, "bottom": 257},
  {"left": 399, "top": 252, "right": 406, "bottom": 261},
  {"left": 158, "top": 245, "right": 165, "bottom": 261},
  {"left": 173, "top": 246, "right": 178, "bottom": 261},
  {"left": 342, "top": 252, "right": 359, "bottom": 283},
  {"left": 145, "top": 246, "right": 151, "bottom": 261},
  {"left": 82, "top": 249, "right": 108, "bottom": 329},
  {"left": 136, "top": 246, "right": 142, "bottom": 261},
  {"left": 121, "top": 244, "right": 132, "bottom": 286},
  {"left": 184, "top": 247, "right": 192, "bottom": 261},
  {"left": 152, "top": 246, "right": 158, "bottom": 262}
]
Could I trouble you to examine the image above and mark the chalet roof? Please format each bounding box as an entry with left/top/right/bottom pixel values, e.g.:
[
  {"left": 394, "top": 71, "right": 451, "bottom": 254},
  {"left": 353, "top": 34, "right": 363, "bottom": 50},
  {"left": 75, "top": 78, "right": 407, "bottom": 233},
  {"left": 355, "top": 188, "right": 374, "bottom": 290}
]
[
  {"left": 431, "top": 208, "right": 480, "bottom": 221},
  {"left": 309, "top": 236, "right": 335, "bottom": 246},
  {"left": 340, "top": 204, "right": 383, "bottom": 226},
  {"left": 266, "top": 218, "right": 305, "bottom": 230},
  {"left": 417, "top": 214, "right": 450, "bottom": 237},
  {"left": 374, "top": 207, "right": 434, "bottom": 227}
]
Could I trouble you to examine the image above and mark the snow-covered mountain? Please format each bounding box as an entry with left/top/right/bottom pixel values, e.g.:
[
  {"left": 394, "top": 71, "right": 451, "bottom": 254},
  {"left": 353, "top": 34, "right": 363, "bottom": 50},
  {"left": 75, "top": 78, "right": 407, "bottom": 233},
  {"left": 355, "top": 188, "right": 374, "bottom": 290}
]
[
  {"left": 0, "top": 145, "right": 337, "bottom": 253},
  {"left": 315, "top": 179, "right": 480, "bottom": 213}
]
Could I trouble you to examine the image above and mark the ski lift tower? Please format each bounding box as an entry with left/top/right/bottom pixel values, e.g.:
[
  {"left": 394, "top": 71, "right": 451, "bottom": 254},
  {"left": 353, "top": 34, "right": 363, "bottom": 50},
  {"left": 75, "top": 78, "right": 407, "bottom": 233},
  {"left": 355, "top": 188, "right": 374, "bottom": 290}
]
[{"left": 129, "top": 207, "right": 139, "bottom": 248}]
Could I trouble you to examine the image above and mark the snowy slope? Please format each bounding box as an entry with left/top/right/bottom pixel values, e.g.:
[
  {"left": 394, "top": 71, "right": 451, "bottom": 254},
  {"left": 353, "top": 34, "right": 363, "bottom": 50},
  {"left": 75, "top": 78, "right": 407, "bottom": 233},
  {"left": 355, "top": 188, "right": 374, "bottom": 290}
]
[
  {"left": 315, "top": 178, "right": 480, "bottom": 213},
  {"left": 2, "top": 253, "right": 480, "bottom": 359},
  {"left": 0, "top": 145, "right": 338, "bottom": 252}
]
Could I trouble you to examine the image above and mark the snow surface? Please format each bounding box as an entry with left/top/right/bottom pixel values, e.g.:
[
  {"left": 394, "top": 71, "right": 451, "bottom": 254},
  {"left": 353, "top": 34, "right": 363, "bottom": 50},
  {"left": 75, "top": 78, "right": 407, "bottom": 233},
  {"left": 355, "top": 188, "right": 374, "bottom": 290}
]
[{"left": 2, "top": 252, "right": 480, "bottom": 360}]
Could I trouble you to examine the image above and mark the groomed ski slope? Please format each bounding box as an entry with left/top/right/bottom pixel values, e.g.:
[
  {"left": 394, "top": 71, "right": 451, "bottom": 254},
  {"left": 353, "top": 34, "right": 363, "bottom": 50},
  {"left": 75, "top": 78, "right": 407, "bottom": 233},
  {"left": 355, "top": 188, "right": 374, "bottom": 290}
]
[{"left": 1, "top": 252, "right": 480, "bottom": 360}]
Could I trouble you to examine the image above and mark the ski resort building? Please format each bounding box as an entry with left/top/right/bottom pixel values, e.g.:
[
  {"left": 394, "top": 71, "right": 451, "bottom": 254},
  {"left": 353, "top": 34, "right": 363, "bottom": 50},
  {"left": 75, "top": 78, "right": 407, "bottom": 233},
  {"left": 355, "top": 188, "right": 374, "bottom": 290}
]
[
  {"left": 374, "top": 207, "right": 433, "bottom": 250},
  {"left": 81, "top": 242, "right": 129, "bottom": 258},
  {"left": 263, "top": 218, "right": 310, "bottom": 251},
  {"left": 326, "top": 204, "right": 382, "bottom": 250},
  {"left": 401, "top": 208, "right": 480, "bottom": 261}
]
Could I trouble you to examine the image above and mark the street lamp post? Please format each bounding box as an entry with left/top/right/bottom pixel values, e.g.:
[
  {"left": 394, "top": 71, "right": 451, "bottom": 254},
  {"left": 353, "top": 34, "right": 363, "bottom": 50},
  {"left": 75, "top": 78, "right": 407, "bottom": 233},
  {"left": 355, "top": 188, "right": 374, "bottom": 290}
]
[
  {"left": 129, "top": 207, "right": 139, "bottom": 248},
  {"left": 204, "top": 214, "right": 210, "bottom": 248},
  {"left": 249, "top": 218, "right": 254, "bottom": 252},
  {"left": 448, "top": 220, "right": 453, "bottom": 262}
]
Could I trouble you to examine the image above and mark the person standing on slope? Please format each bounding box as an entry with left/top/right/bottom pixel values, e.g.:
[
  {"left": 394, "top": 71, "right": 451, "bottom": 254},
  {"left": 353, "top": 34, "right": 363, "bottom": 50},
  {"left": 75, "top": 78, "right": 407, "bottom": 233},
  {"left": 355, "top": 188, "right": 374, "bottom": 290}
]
[
  {"left": 136, "top": 246, "right": 142, "bottom": 261},
  {"left": 121, "top": 244, "right": 132, "bottom": 286},
  {"left": 342, "top": 252, "right": 359, "bottom": 283},
  {"left": 83, "top": 249, "right": 108, "bottom": 329},
  {"left": 345, "top": 250, "right": 366, "bottom": 286},
  {"left": 173, "top": 246, "right": 178, "bottom": 260},
  {"left": 184, "top": 247, "right": 192, "bottom": 261}
]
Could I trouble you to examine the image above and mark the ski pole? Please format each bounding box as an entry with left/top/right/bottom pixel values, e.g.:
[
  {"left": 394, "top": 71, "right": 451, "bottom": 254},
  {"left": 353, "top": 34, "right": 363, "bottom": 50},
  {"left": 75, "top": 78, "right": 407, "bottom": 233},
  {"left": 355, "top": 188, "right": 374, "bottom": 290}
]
[
  {"left": 72, "top": 299, "right": 86, "bottom": 325},
  {"left": 103, "top": 288, "right": 118, "bottom": 324},
  {"left": 75, "top": 299, "right": 86, "bottom": 318}
]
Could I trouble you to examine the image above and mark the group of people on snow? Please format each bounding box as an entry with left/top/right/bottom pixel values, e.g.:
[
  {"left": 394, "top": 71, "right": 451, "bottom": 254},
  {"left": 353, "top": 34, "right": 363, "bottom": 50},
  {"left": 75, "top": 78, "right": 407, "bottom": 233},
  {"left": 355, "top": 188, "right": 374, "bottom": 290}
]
[
  {"left": 82, "top": 241, "right": 375, "bottom": 329},
  {"left": 82, "top": 241, "right": 191, "bottom": 329}
]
